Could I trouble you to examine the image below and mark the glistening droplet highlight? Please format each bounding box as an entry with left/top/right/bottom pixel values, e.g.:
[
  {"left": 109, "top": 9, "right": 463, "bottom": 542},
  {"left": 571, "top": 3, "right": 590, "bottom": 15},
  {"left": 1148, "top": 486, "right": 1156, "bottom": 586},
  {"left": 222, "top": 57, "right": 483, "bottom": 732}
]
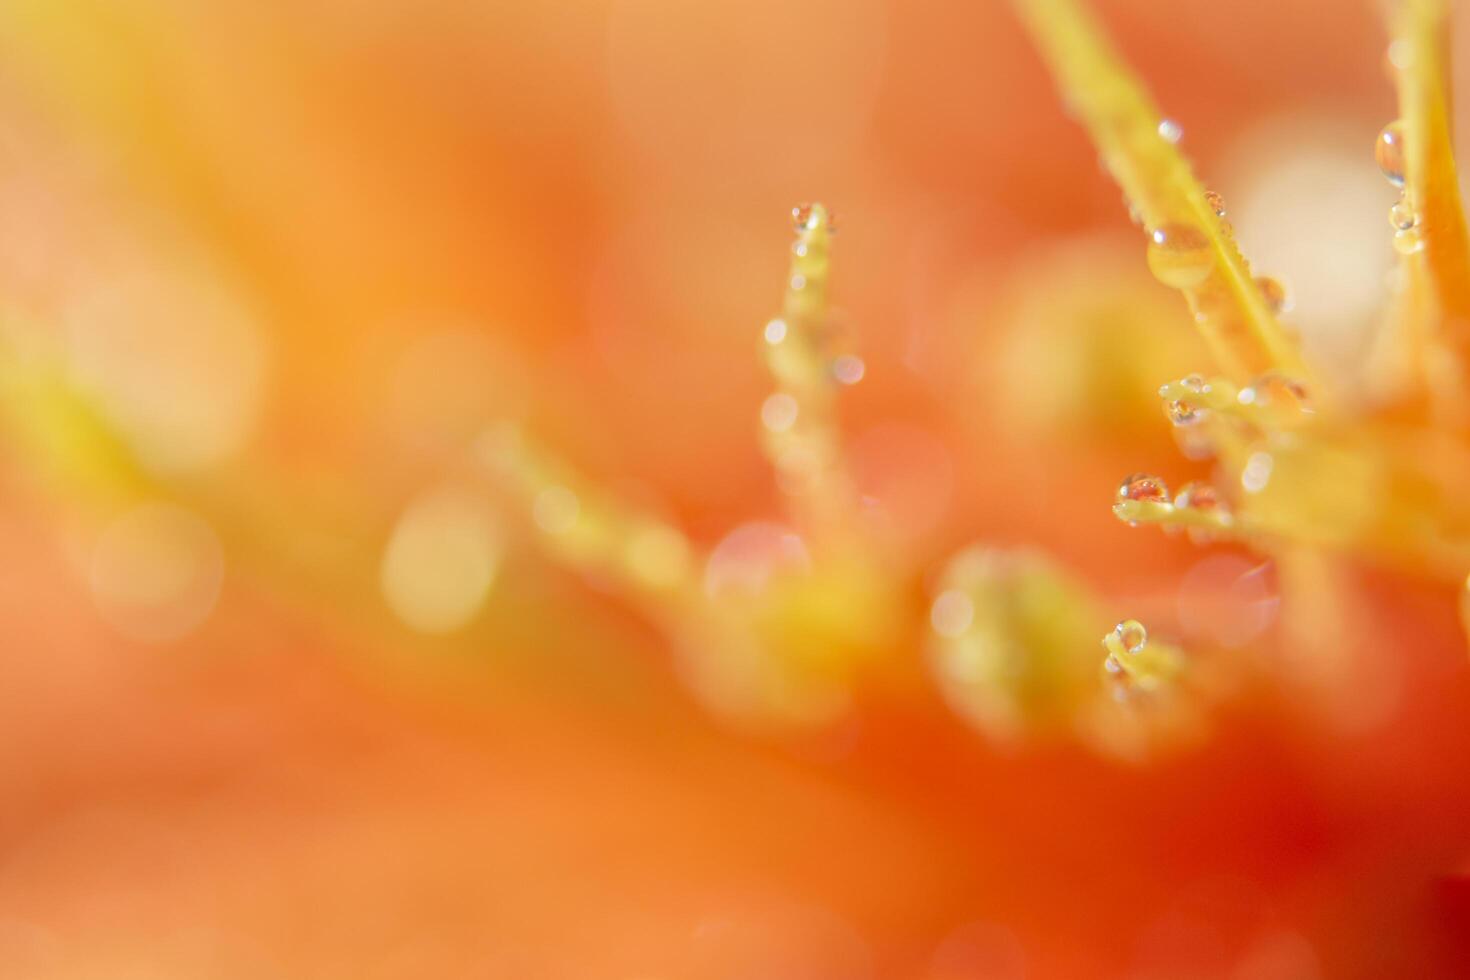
[
  {"left": 1376, "top": 121, "right": 1406, "bottom": 187},
  {"left": 1146, "top": 224, "right": 1214, "bottom": 289}
]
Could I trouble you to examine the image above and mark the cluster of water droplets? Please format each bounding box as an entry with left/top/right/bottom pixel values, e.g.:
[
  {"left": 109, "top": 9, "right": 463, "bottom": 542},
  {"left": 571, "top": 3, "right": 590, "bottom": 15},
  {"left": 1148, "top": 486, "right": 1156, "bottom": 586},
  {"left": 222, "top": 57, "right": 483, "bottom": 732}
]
[
  {"left": 1114, "top": 472, "right": 1233, "bottom": 539},
  {"left": 764, "top": 205, "right": 865, "bottom": 392},
  {"left": 1163, "top": 372, "right": 1312, "bottom": 431},
  {"left": 1376, "top": 120, "right": 1423, "bottom": 255}
]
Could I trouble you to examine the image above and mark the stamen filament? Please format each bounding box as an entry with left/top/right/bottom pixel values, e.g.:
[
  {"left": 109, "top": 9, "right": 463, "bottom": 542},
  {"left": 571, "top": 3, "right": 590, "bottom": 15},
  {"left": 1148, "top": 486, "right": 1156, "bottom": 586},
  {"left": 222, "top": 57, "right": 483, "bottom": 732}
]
[{"left": 1013, "top": 0, "right": 1310, "bottom": 388}]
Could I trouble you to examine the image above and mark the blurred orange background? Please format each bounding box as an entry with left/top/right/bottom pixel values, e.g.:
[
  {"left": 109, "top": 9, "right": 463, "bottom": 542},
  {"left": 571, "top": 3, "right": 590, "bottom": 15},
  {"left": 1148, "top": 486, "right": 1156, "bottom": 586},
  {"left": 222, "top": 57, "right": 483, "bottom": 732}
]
[{"left": 0, "top": 0, "right": 1468, "bottom": 977}]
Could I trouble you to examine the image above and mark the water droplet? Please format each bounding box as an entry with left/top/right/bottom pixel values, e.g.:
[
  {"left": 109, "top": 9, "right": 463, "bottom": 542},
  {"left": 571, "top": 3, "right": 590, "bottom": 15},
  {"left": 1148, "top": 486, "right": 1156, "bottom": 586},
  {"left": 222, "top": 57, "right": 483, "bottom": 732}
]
[
  {"left": 1103, "top": 654, "right": 1124, "bottom": 674},
  {"left": 1254, "top": 276, "right": 1289, "bottom": 314},
  {"left": 1393, "top": 225, "right": 1424, "bottom": 255},
  {"left": 1389, "top": 196, "right": 1419, "bottom": 231},
  {"left": 1376, "top": 121, "right": 1406, "bottom": 187},
  {"left": 1241, "top": 451, "right": 1273, "bottom": 493},
  {"left": 1173, "top": 482, "right": 1230, "bottom": 541},
  {"left": 1204, "top": 190, "right": 1227, "bottom": 217},
  {"left": 1114, "top": 619, "right": 1148, "bottom": 654},
  {"left": 831, "top": 354, "right": 865, "bottom": 385},
  {"left": 1158, "top": 119, "right": 1183, "bottom": 144},
  {"left": 931, "top": 589, "right": 975, "bottom": 638},
  {"left": 761, "top": 392, "right": 799, "bottom": 432},
  {"left": 792, "top": 241, "right": 809, "bottom": 258},
  {"left": 1166, "top": 399, "right": 1205, "bottom": 426},
  {"left": 1173, "top": 480, "right": 1224, "bottom": 514},
  {"left": 764, "top": 318, "right": 788, "bottom": 345},
  {"left": 792, "top": 203, "right": 817, "bottom": 233},
  {"left": 1146, "top": 224, "right": 1214, "bottom": 289},
  {"left": 1240, "top": 372, "right": 1313, "bottom": 417},
  {"left": 1117, "top": 473, "right": 1170, "bottom": 504},
  {"left": 791, "top": 203, "right": 835, "bottom": 235},
  {"left": 790, "top": 273, "right": 808, "bottom": 291},
  {"left": 1159, "top": 373, "right": 1208, "bottom": 399}
]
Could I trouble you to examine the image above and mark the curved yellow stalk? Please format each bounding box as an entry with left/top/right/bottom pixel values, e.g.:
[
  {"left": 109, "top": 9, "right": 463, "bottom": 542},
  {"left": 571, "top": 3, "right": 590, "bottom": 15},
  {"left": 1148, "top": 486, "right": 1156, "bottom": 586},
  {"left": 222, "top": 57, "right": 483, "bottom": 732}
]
[
  {"left": 1381, "top": 0, "right": 1470, "bottom": 418},
  {"left": 1012, "top": 0, "right": 1308, "bottom": 388},
  {"left": 473, "top": 423, "right": 696, "bottom": 605}
]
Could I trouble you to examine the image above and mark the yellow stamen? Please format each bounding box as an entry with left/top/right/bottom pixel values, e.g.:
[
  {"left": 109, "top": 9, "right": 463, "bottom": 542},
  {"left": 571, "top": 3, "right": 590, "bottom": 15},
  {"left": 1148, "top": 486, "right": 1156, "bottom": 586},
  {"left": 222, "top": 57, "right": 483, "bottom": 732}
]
[{"left": 1013, "top": 0, "right": 1310, "bottom": 388}]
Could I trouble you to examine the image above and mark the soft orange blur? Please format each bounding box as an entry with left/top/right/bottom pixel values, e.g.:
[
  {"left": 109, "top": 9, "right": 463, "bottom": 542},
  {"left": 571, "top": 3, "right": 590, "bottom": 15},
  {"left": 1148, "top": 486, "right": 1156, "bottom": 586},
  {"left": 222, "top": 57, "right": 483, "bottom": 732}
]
[{"left": 0, "top": 1, "right": 1467, "bottom": 978}]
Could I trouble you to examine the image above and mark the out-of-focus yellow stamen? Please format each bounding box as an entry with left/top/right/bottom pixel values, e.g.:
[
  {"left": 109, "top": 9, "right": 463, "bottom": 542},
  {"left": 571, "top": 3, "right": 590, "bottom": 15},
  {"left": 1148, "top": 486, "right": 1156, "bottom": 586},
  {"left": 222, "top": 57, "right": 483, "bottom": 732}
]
[
  {"left": 474, "top": 423, "right": 696, "bottom": 602},
  {"left": 761, "top": 202, "right": 862, "bottom": 548}
]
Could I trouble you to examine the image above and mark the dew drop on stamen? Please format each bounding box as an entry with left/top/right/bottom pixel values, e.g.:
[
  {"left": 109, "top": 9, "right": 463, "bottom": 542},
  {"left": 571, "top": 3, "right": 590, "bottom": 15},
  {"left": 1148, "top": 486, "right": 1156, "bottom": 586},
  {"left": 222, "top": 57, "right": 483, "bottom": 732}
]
[
  {"left": 1147, "top": 224, "right": 1214, "bottom": 289},
  {"left": 1114, "top": 619, "right": 1148, "bottom": 654},
  {"left": 1117, "top": 473, "right": 1170, "bottom": 504},
  {"left": 1175, "top": 481, "right": 1230, "bottom": 542},
  {"left": 1116, "top": 473, "right": 1169, "bottom": 527},
  {"left": 792, "top": 203, "right": 818, "bottom": 233},
  {"left": 1394, "top": 226, "right": 1425, "bottom": 255},
  {"left": 1177, "top": 374, "right": 1207, "bottom": 393},
  {"left": 791, "top": 203, "right": 836, "bottom": 235},
  {"left": 764, "top": 318, "right": 788, "bottom": 345},
  {"left": 1390, "top": 197, "right": 1419, "bottom": 231},
  {"left": 1239, "top": 372, "right": 1313, "bottom": 417},
  {"left": 1103, "top": 654, "right": 1124, "bottom": 674},
  {"left": 1158, "top": 119, "right": 1183, "bottom": 144},
  {"left": 1173, "top": 481, "right": 1223, "bottom": 514},
  {"left": 1204, "top": 189, "right": 1227, "bottom": 217},
  {"left": 1376, "top": 121, "right": 1406, "bottom": 187},
  {"left": 1166, "top": 399, "right": 1204, "bottom": 426},
  {"left": 1254, "top": 275, "right": 1289, "bottom": 314}
]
